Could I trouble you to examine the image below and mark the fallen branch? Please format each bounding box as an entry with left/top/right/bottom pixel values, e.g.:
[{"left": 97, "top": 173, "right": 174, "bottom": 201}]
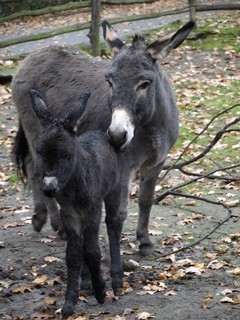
[
  {"left": 155, "top": 163, "right": 240, "bottom": 203},
  {"left": 163, "top": 103, "right": 240, "bottom": 172},
  {"left": 156, "top": 192, "right": 238, "bottom": 258},
  {"left": 155, "top": 104, "right": 240, "bottom": 257}
]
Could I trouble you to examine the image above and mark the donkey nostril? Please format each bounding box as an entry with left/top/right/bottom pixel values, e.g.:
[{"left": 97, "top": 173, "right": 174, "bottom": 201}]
[
  {"left": 120, "top": 131, "right": 127, "bottom": 144},
  {"left": 42, "top": 177, "right": 58, "bottom": 197},
  {"left": 107, "top": 129, "right": 127, "bottom": 148}
]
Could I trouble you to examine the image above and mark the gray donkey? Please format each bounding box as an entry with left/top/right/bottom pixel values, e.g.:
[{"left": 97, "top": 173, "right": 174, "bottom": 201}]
[
  {"left": 12, "top": 20, "right": 195, "bottom": 256},
  {"left": 29, "top": 90, "right": 126, "bottom": 319}
]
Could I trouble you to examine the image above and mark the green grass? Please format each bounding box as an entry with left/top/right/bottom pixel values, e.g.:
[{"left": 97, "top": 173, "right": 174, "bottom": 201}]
[
  {"left": 8, "top": 173, "right": 20, "bottom": 184},
  {"left": 142, "top": 12, "right": 240, "bottom": 52}
]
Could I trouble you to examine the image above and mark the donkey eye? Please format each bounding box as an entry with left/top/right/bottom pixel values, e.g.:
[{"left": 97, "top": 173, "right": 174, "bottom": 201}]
[
  {"left": 106, "top": 78, "right": 113, "bottom": 88},
  {"left": 61, "top": 152, "right": 70, "bottom": 160},
  {"left": 137, "top": 80, "right": 151, "bottom": 91}
]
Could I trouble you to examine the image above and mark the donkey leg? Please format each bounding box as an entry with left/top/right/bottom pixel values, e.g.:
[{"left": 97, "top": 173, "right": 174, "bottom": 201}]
[
  {"left": 44, "top": 197, "right": 65, "bottom": 237},
  {"left": 83, "top": 208, "right": 106, "bottom": 303},
  {"left": 26, "top": 158, "right": 47, "bottom": 232},
  {"left": 137, "top": 163, "right": 164, "bottom": 256},
  {"left": 80, "top": 261, "right": 92, "bottom": 291},
  {"left": 24, "top": 155, "right": 45, "bottom": 231},
  {"left": 27, "top": 154, "right": 64, "bottom": 235},
  {"left": 61, "top": 209, "right": 83, "bottom": 319},
  {"left": 105, "top": 184, "right": 129, "bottom": 296}
]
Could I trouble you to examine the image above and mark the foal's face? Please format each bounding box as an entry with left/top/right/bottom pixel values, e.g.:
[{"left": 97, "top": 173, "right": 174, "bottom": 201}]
[{"left": 37, "top": 125, "right": 75, "bottom": 197}]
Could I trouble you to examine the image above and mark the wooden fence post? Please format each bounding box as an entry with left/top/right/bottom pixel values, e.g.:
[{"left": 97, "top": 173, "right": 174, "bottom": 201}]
[
  {"left": 188, "top": 0, "right": 197, "bottom": 22},
  {"left": 90, "top": 0, "right": 101, "bottom": 56}
]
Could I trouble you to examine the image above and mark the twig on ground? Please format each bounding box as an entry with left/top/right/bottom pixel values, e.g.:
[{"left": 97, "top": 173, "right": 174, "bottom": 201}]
[
  {"left": 155, "top": 163, "right": 240, "bottom": 204},
  {"left": 156, "top": 193, "right": 239, "bottom": 258},
  {"left": 155, "top": 104, "right": 240, "bottom": 258},
  {"left": 163, "top": 103, "right": 240, "bottom": 173}
]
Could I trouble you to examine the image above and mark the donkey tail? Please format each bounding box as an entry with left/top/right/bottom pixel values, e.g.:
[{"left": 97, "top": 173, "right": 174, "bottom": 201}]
[{"left": 12, "top": 121, "right": 29, "bottom": 183}]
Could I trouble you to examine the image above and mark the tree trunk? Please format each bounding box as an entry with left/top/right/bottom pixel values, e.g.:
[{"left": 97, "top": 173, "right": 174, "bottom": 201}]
[{"left": 90, "top": 0, "right": 101, "bottom": 57}]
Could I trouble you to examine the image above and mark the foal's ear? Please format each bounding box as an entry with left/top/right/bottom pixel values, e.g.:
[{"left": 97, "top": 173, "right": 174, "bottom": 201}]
[
  {"left": 64, "top": 91, "right": 91, "bottom": 131},
  {"left": 147, "top": 21, "right": 195, "bottom": 60},
  {"left": 29, "top": 89, "right": 53, "bottom": 126},
  {"left": 102, "top": 20, "right": 124, "bottom": 56}
]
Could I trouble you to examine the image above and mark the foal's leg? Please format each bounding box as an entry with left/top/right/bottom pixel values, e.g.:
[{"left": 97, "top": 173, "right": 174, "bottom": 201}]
[
  {"left": 83, "top": 206, "right": 106, "bottom": 303},
  {"left": 61, "top": 208, "right": 83, "bottom": 319},
  {"left": 105, "top": 176, "right": 132, "bottom": 295},
  {"left": 80, "top": 260, "right": 92, "bottom": 291},
  {"left": 45, "top": 197, "right": 64, "bottom": 237},
  {"left": 137, "top": 163, "right": 164, "bottom": 256}
]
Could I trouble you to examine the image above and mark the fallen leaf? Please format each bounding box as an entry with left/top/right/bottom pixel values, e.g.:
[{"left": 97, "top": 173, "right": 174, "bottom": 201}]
[
  {"left": 137, "top": 312, "right": 155, "bottom": 319},
  {"left": 0, "top": 280, "right": 11, "bottom": 289},
  {"left": 202, "top": 295, "right": 213, "bottom": 301},
  {"left": 182, "top": 200, "right": 196, "bottom": 206},
  {"left": 227, "top": 267, "right": 240, "bottom": 275},
  {"left": 12, "top": 285, "right": 32, "bottom": 294},
  {"left": 170, "top": 269, "right": 186, "bottom": 281},
  {"left": 32, "top": 275, "right": 48, "bottom": 285},
  {"left": 44, "top": 256, "right": 62, "bottom": 263},
  {"left": 3, "top": 221, "right": 25, "bottom": 229},
  {"left": 31, "top": 309, "right": 57, "bottom": 319},
  {"left": 175, "top": 259, "right": 193, "bottom": 267},
  {"left": 219, "top": 289, "right": 233, "bottom": 296},
  {"left": 164, "top": 290, "right": 177, "bottom": 296},
  {"left": 185, "top": 266, "right": 203, "bottom": 276},
  {"left": 149, "top": 230, "right": 162, "bottom": 236},
  {"left": 45, "top": 298, "right": 55, "bottom": 305},
  {"left": 207, "top": 260, "right": 224, "bottom": 270},
  {"left": 220, "top": 296, "right": 234, "bottom": 303},
  {"left": 205, "top": 252, "right": 218, "bottom": 260},
  {"left": 39, "top": 238, "right": 54, "bottom": 243}
]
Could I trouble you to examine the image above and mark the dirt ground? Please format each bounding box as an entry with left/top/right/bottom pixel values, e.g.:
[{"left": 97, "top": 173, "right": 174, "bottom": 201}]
[
  {"left": 0, "top": 13, "right": 240, "bottom": 320},
  {"left": 0, "top": 187, "right": 239, "bottom": 320}
]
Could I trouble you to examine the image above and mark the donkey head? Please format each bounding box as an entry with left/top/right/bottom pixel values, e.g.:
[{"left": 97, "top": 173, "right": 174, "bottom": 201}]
[
  {"left": 29, "top": 89, "right": 90, "bottom": 197},
  {"left": 102, "top": 20, "right": 195, "bottom": 150}
]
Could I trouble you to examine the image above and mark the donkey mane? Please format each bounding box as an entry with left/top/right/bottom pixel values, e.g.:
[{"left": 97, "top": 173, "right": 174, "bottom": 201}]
[{"left": 132, "top": 34, "right": 146, "bottom": 48}]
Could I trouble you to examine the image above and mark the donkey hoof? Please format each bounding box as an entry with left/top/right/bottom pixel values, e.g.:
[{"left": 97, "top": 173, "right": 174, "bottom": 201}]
[
  {"left": 113, "top": 287, "right": 123, "bottom": 297},
  {"left": 58, "top": 228, "right": 67, "bottom": 240},
  {"left": 80, "top": 280, "right": 92, "bottom": 291},
  {"left": 95, "top": 288, "right": 106, "bottom": 304},
  {"left": 32, "top": 214, "right": 46, "bottom": 232},
  {"left": 96, "top": 293, "right": 106, "bottom": 304},
  {"left": 51, "top": 221, "right": 61, "bottom": 232},
  {"left": 61, "top": 304, "right": 74, "bottom": 319},
  {"left": 139, "top": 243, "right": 154, "bottom": 256}
]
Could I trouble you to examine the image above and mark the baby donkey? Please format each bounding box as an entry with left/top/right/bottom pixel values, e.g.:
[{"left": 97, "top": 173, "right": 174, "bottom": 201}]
[{"left": 29, "top": 90, "right": 125, "bottom": 319}]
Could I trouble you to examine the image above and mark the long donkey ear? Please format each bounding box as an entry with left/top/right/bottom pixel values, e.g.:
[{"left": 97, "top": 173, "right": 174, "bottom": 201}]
[
  {"left": 29, "top": 89, "right": 53, "bottom": 127},
  {"left": 147, "top": 21, "right": 195, "bottom": 60},
  {"left": 102, "top": 20, "right": 124, "bottom": 56},
  {"left": 64, "top": 91, "right": 91, "bottom": 131}
]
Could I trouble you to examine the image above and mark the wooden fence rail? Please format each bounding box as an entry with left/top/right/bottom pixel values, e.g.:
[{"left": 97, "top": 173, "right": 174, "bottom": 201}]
[{"left": 0, "top": 1, "right": 239, "bottom": 56}]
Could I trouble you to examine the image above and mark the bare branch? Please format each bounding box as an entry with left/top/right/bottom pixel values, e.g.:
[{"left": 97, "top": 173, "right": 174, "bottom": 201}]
[
  {"left": 155, "top": 164, "right": 240, "bottom": 203},
  {"left": 163, "top": 103, "right": 240, "bottom": 172},
  {"left": 154, "top": 104, "right": 240, "bottom": 257},
  {"left": 156, "top": 192, "right": 238, "bottom": 258}
]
